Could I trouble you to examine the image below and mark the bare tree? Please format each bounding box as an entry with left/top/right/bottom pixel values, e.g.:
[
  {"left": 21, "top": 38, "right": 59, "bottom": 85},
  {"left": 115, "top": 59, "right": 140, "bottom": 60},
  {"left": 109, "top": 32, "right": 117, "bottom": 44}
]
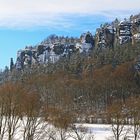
[
  {"left": 21, "top": 91, "right": 41, "bottom": 140},
  {"left": 0, "top": 85, "right": 8, "bottom": 140},
  {"left": 126, "top": 96, "right": 140, "bottom": 140},
  {"left": 107, "top": 101, "right": 127, "bottom": 140},
  {"left": 0, "top": 82, "right": 25, "bottom": 140}
]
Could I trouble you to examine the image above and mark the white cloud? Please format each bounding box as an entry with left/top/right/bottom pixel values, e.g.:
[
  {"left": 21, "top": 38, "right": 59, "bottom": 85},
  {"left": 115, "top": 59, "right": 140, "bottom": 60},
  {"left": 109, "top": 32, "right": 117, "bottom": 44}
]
[
  {"left": 0, "top": 0, "right": 139, "bottom": 14},
  {"left": 0, "top": 0, "right": 139, "bottom": 28}
]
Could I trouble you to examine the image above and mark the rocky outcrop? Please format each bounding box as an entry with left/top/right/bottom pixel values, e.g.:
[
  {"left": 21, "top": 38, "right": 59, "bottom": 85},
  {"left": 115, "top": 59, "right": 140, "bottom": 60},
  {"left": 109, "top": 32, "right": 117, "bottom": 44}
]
[
  {"left": 96, "top": 13, "right": 140, "bottom": 48},
  {"left": 13, "top": 13, "right": 140, "bottom": 70},
  {"left": 15, "top": 34, "right": 94, "bottom": 70},
  {"left": 118, "top": 20, "right": 132, "bottom": 44},
  {"left": 96, "top": 25, "right": 115, "bottom": 49}
]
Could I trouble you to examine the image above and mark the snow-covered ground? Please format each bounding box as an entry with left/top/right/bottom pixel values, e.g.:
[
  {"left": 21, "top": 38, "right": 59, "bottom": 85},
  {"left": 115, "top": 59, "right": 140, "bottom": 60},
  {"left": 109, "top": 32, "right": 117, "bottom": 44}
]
[
  {"left": 15, "top": 123, "right": 134, "bottom": 140},
  {"left": 0, "top": 118, "right": 135, "bottom": 140},
  {"left": 80, "top": 124, "right": 112, "bottom": 140}
]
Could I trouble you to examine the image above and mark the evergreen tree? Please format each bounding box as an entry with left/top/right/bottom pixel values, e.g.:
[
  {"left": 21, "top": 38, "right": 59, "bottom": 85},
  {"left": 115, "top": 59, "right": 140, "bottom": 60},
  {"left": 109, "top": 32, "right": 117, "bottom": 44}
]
[{"left": 10, "top": 58, "right": 14, "bottom": 72}]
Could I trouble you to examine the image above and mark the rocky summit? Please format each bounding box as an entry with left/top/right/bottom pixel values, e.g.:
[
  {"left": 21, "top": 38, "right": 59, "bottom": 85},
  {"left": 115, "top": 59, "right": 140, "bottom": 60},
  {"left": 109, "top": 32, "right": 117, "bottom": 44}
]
[{"left": 11, "top": 13, "right": 140, "bottom": 71}]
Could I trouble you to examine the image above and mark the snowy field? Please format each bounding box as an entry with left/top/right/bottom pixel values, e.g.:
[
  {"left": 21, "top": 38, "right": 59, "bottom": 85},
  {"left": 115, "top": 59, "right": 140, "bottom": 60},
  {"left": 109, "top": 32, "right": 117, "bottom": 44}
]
[
  {"left": 14, "top": 124, "right": 112, "bottom": 140},
  {"left": 14, "top": 123, "right": 134, "bottom": 140},
  {"left": 0, "top": 117, "right": 135, "bottom": 140},
  {"left": 79, "top": 124, "right": 112, "bottom": 140}
]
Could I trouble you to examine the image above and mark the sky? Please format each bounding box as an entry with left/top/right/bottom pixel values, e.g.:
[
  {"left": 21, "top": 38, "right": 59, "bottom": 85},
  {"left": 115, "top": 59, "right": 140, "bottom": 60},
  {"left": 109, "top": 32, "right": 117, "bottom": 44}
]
[{"left": 0, "top": 0, "right": 140, "bottom": 70}]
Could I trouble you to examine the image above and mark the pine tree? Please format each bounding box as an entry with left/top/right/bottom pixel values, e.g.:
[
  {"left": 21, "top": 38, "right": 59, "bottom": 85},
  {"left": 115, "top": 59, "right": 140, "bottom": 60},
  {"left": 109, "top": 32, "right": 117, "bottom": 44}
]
[{"left": 10, "top": 58, "right": 14, "bottom": 72}]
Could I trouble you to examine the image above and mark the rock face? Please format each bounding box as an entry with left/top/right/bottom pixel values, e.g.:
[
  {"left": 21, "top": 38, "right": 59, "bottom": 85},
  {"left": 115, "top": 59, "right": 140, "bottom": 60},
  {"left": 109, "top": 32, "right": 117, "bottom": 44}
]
[
  {"left": 118, "top": 20, "right": 132, "bottom": 44},
  {"left": 96, "top": 25, "right": 115, "bottom": 48},
  {"left": 14, "top": 13, "right": 140, "bottom": 70},
  {"left": 96, "top": 13, "right": 140, "bottom": 48},
  {"left": 15, "top": 33, "right": 94, "bottom": 70}
]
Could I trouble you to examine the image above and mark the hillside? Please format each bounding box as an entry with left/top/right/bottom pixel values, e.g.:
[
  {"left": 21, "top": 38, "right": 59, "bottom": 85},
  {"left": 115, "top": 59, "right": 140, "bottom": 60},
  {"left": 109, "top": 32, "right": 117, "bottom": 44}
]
[{"left": 0, "top": 13, "right": 140, "bottom": 140}]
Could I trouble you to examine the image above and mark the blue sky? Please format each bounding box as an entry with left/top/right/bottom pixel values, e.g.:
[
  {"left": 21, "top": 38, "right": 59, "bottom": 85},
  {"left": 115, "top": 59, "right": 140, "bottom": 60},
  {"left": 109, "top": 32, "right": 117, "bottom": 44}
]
[{"left": 0, "top": 0, "right": 139, "bottom": 70}]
